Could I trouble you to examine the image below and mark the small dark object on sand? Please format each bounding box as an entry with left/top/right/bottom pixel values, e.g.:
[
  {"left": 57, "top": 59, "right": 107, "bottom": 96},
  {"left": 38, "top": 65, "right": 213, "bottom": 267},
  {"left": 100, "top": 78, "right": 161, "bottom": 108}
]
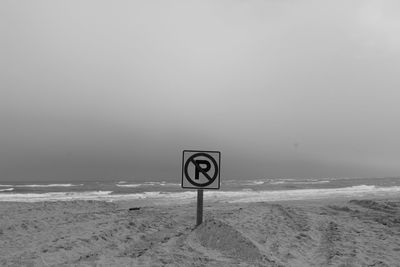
[{"left": 129, "top": 207, "right": 141, "bottom": 211}]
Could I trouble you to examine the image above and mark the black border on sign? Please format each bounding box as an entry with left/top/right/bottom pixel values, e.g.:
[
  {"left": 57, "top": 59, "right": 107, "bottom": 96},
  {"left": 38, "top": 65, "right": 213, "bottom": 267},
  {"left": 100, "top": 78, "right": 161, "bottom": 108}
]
[{"left": 181, "top": 150, "right": 221, "bottom": 190}]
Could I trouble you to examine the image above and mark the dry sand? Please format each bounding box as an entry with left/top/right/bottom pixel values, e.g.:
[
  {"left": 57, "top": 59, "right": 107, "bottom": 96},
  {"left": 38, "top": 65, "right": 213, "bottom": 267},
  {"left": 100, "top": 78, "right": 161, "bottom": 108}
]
[{"left": 1, "top": 198, "right": 400, "bottom": 266}]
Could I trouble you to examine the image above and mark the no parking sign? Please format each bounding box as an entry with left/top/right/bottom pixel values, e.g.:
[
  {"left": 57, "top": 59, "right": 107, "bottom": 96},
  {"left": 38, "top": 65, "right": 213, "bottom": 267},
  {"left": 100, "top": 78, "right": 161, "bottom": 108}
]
[
  {"left": 181, "top": 150, "right": 221, "bottom": 189},
  {"left": 181, "top": 150, "right": 221, "bottom": 226}
]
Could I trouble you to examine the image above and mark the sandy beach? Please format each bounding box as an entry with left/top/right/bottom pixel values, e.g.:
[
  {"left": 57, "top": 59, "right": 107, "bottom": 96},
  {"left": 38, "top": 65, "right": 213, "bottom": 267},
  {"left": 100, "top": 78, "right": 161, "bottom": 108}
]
[{"left": 0, "top": 198, "right": 399, "bottom": 267}]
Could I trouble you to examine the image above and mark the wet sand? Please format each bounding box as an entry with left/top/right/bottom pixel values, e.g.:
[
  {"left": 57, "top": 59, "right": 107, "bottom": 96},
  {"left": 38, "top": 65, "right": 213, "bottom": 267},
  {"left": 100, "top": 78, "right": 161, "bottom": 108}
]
[{"left": 1, "top": 198, "right": 400, "bottom": 266}]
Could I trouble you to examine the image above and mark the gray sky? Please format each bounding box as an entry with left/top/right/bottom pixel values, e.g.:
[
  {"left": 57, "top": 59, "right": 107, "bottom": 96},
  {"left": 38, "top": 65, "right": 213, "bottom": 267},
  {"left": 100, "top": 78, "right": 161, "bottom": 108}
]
[{"left": 1, "top": 0, "right": 400, "bottom": 182}]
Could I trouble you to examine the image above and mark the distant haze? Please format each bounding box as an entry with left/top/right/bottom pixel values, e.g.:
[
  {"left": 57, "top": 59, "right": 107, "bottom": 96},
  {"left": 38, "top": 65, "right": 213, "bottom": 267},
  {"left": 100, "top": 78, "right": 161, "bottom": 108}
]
[{"left": 1, "top": 0, "right": 400, "bottom": 182}]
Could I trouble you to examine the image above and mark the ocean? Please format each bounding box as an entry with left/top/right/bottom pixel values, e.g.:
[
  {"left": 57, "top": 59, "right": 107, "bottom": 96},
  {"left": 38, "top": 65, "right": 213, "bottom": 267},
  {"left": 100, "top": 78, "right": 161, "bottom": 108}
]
[{"left": 0, "top": 177, "right": 399, "bottom": 203}]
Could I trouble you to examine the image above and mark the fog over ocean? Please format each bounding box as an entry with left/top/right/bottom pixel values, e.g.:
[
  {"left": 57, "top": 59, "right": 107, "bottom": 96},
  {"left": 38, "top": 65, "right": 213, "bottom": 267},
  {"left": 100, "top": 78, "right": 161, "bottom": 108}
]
[{"left": 2, "top": 1, "right": 400, "bottom": 183}]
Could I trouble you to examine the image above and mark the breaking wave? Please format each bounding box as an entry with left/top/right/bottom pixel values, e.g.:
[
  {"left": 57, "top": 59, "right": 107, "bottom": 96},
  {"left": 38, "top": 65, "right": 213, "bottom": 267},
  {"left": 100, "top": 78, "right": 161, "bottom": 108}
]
[
  {"left": 116, "top": 182, "right": 180, "bottom": 187},
  {"left": 0, "top": 188, "right": 14, "bottom": 192},
  {"left": 269, "top": 179, "right": 330, "bottom": 185},
  {"left": 0, "top": 191, "right": 114, "bottom": 202},
  {"left": 116, "top": 184, "right": 142, "bottom": 188},
  {"left": 15, "top": 184, "right": 83, "bottom": 188}
]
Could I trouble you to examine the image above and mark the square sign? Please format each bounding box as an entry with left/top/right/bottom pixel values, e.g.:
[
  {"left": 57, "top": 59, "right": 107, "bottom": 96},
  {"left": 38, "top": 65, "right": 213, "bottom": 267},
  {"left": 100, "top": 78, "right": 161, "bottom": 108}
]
[{"left": 181, "top": 150, "right": 221, "bottom": 189}]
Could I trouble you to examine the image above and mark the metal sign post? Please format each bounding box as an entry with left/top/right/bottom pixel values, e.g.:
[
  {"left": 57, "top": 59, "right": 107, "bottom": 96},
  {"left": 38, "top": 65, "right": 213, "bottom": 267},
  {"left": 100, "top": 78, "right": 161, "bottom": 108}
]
[
  {"left": 196, "top": 189, "right": 203, "bottom": 226},
  {"left": 182, "top": 150, "right": 221, "bottom": 226}
]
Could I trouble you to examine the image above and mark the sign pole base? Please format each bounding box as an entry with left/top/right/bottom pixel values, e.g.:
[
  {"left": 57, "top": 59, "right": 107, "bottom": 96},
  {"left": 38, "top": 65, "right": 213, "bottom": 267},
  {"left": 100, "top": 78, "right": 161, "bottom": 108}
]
[{"left": 196, "top": 189, "right": 203, "bottom": 226}]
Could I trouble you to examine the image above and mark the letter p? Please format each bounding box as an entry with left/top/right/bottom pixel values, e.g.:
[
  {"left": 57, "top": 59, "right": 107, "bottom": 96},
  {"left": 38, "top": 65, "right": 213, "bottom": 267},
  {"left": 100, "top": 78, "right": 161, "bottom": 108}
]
[{"left": 194, "top": 160, "right": 211, "bottom": 180}]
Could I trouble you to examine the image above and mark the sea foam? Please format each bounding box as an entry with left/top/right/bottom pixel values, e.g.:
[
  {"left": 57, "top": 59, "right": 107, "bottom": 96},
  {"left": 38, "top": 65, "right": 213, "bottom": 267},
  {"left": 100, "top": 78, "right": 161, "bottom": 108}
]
[
  {"left": 0, "top": 188, "right": 14, "bottom": 192},
  {"left": 116, "top": 182, "right": 180, "bottom": 187},
  {"left": 15, "top": 184, "right": 83, "bottom": 187},
  {"left": 1, "top": 185, "right": 399, "bottom": 203}
]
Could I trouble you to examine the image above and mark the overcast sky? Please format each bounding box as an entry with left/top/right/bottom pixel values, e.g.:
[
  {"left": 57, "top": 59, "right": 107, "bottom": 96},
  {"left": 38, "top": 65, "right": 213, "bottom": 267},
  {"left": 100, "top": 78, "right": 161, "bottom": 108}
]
[{"left": 1, "top": 0, "right": 400, "bottom": 182}]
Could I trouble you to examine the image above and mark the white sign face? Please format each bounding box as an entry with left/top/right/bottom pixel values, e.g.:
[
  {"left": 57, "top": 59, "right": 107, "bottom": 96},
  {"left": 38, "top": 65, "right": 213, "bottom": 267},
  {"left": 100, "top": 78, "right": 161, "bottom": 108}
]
[{"left": 181, "top": 150, "right": 221, "bottom": 189}]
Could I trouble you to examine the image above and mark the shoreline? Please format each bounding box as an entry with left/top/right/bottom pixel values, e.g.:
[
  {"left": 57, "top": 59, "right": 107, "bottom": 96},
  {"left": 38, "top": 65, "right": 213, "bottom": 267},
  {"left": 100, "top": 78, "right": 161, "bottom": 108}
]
[{"left": 1, "top": 183, "right": 400, "bottom": 204}]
